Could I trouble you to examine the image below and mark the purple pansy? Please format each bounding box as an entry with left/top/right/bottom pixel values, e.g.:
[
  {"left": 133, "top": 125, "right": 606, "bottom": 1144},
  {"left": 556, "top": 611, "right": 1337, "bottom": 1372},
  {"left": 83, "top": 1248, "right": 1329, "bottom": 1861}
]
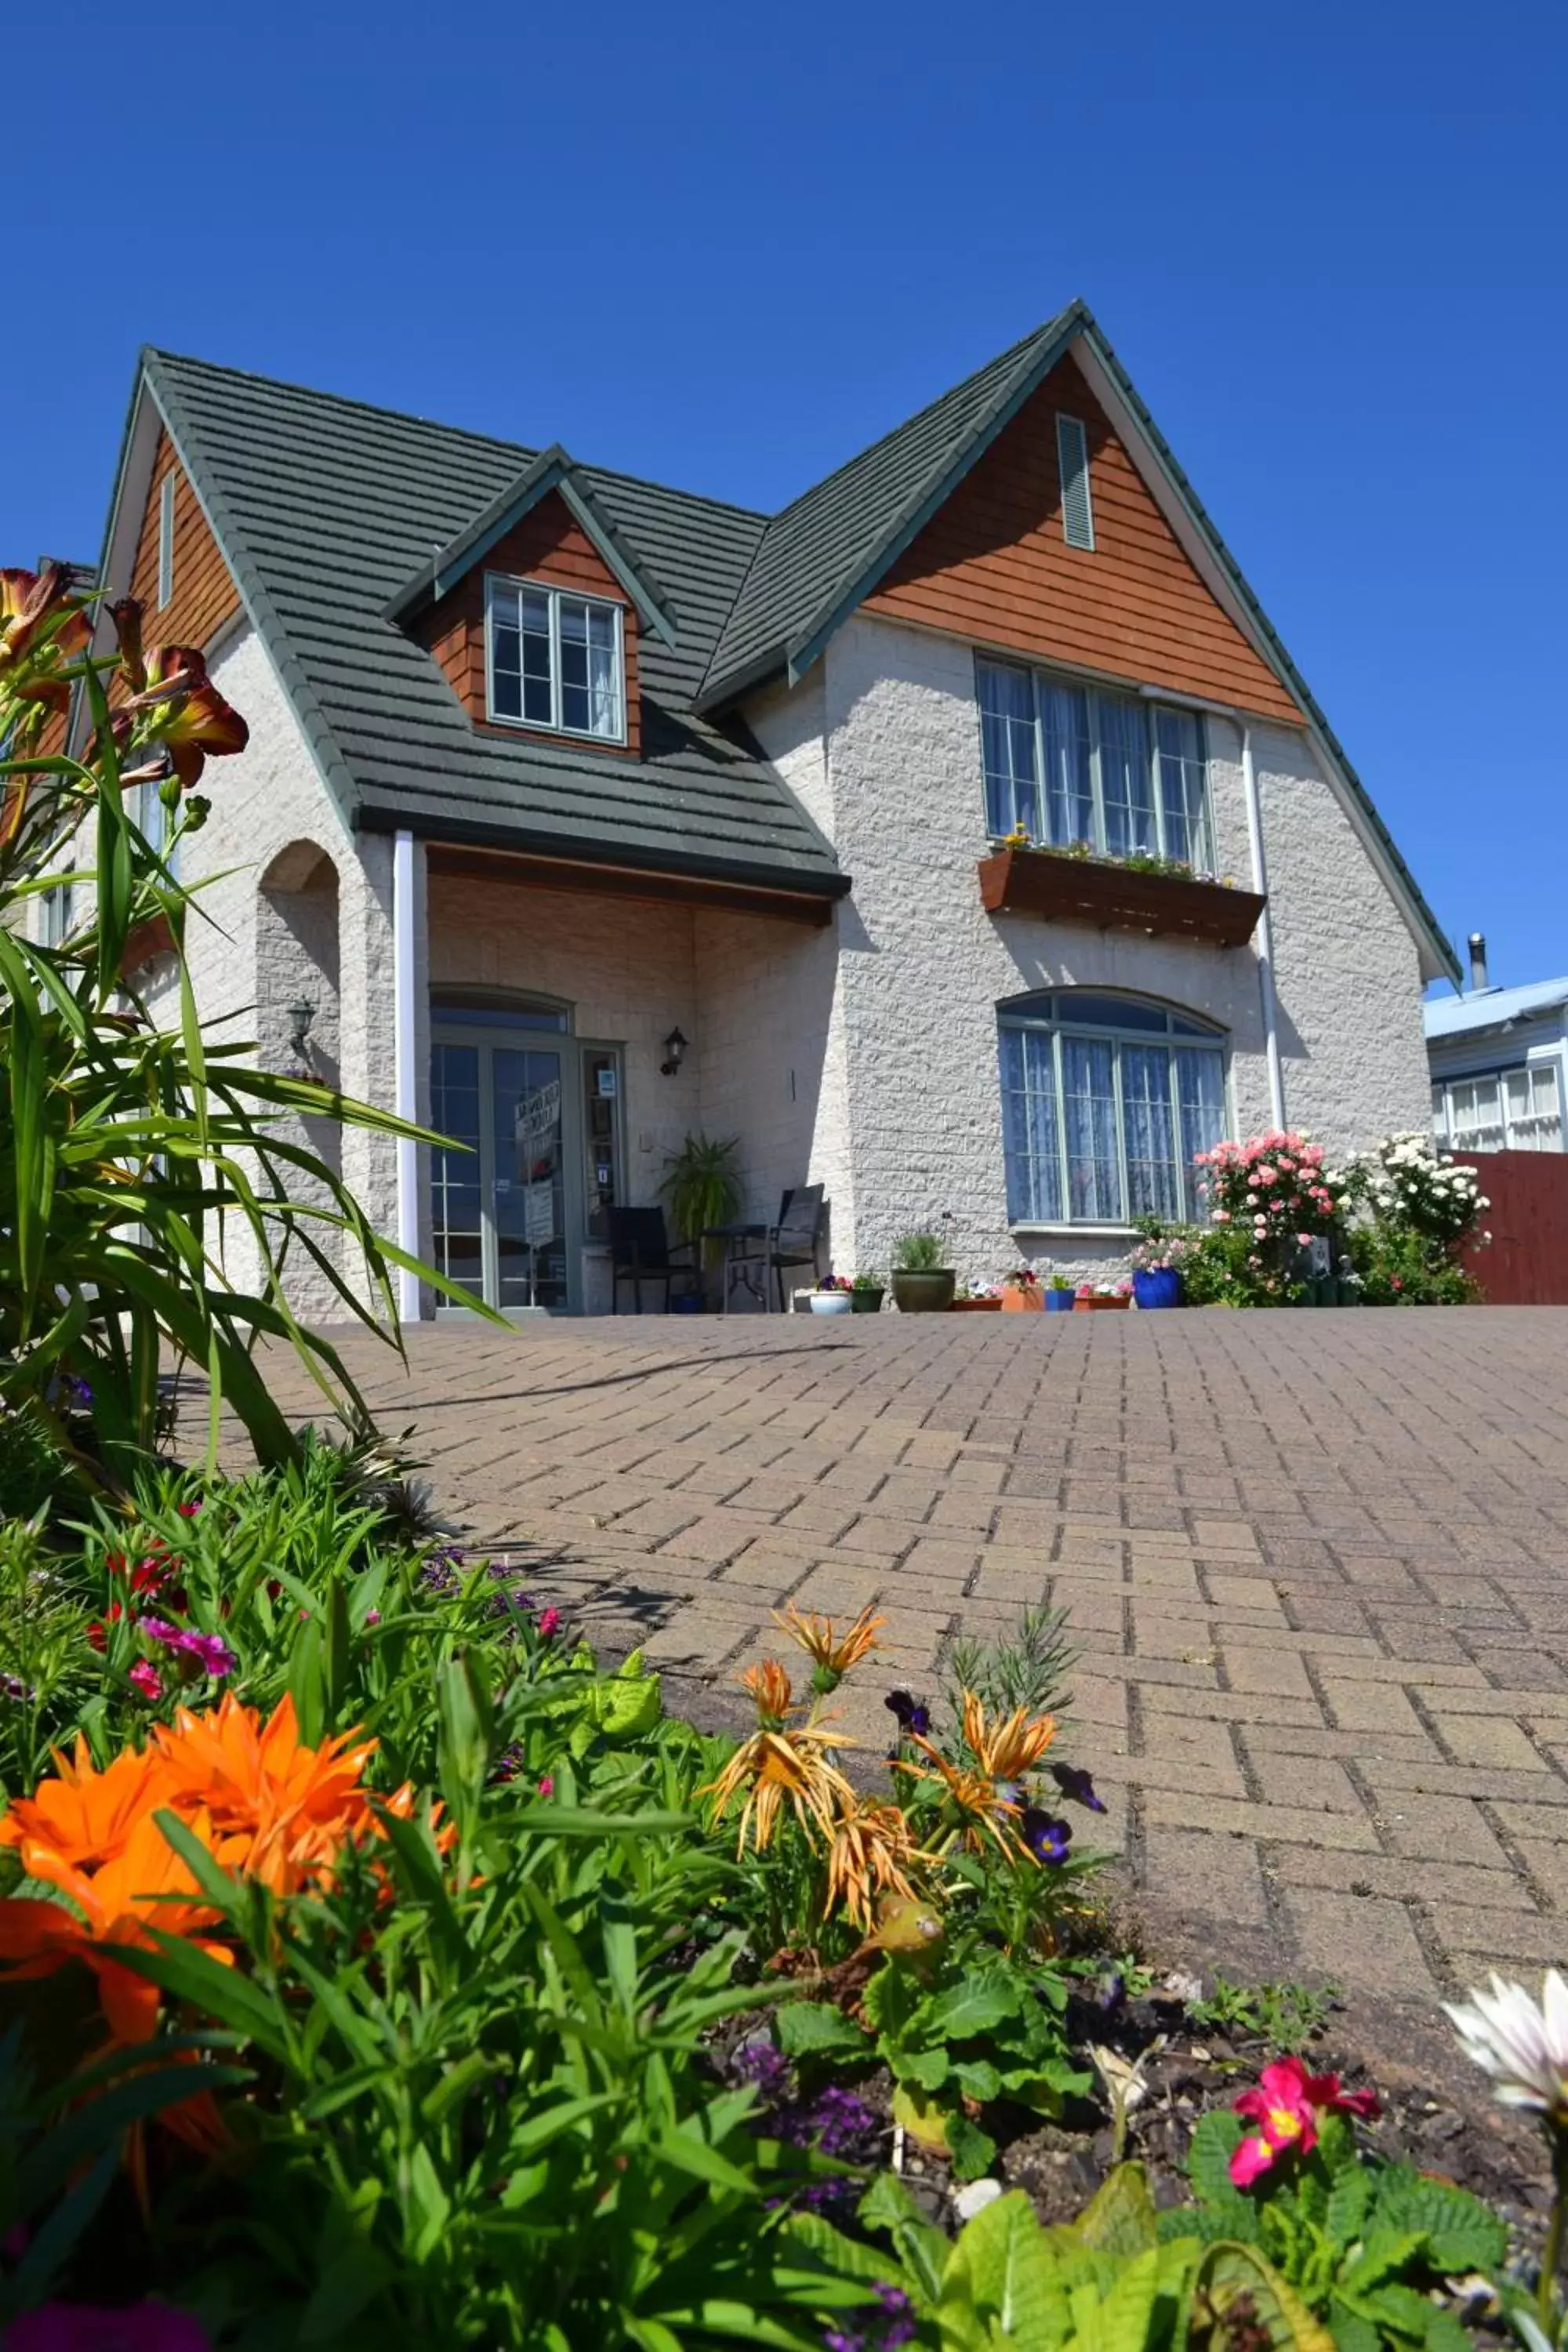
[
  {"left": 883, "top": 1689, "right": 931, "bottom": 1738},
  {"left": 1050, "top": 1762, "right": 1106, "bottom": 1814},
  {"left": 1021, "top": 1807, "right": 1073, "bottom": 1865}
]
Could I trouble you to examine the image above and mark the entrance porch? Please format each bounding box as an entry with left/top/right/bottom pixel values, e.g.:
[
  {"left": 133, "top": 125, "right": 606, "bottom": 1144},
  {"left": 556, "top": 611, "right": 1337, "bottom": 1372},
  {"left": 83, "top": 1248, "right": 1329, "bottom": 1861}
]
[{"left": 394, "top": 839, "right": 847, "bottom": 1316}]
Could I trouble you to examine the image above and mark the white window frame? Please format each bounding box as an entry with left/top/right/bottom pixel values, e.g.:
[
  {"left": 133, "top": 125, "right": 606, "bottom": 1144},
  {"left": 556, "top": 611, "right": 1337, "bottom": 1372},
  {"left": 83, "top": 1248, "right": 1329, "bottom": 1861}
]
[
  {"left": 1434, "top": 1065, "right": 1563, "bottom": 1152},
  {"left": 976, "top": 656, "right": 1215, "bottom": 871},
  {"left": 483, "top": 574, "right": 627, "bottom": 746},
  {"left": 997, "top": 993, "right": 1232, "bottom": 1230},
  {"left": 157, "top": 472, "right": 176, "bottom": 609},
  {"left": 39, "top": 880, "right": 74, "bottom": 947}
]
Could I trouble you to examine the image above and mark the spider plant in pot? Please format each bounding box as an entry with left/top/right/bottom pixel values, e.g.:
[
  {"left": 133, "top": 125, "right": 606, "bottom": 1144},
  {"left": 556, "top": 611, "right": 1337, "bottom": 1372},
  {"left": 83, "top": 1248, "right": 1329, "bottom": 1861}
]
[
  {"left": 659, "top": 1132, "right": 741, "bottom": 1301},
  {"left": 891, "top": 1229, "right": 956, "bottom": 1314}
]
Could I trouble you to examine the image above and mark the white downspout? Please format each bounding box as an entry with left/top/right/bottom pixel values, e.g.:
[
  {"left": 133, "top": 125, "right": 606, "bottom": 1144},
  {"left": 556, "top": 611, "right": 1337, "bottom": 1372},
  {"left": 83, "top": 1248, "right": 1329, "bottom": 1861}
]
[
  {"left": 1239, "top": 720, "right": 1287, "bottom": 1131},
  {"left": 392, "top": 829, "right": 422, "bottom": 1323}
]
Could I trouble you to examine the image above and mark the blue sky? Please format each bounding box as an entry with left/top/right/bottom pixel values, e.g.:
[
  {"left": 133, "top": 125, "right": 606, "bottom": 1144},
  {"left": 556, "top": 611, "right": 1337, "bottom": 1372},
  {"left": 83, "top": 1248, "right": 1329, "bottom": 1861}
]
[{"left": 10, "top": 0, "right": 1565, "bottom": 989}]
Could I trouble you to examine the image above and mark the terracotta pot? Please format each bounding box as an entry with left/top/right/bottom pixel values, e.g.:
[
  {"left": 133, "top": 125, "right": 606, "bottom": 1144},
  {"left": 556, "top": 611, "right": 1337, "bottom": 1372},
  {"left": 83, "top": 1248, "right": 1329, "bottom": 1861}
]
[
  {"left": 951, "top": 1296, "right": 1002, "bottom": 1312},
  {"left": 1000, "top": 1287, "right": 1043, "bottom": 1312},
  {"left": 891, "top": 1269, "right": 957, "bottom": 1314},
  {"left": 1073, "top": 1294, "right": 1131, "bottom": 1312}
]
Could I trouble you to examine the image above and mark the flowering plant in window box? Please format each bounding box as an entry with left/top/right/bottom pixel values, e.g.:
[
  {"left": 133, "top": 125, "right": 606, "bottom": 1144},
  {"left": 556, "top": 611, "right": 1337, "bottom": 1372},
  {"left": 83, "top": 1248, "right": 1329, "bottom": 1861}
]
[
  {"left": 999, "top": 1266, "right": 1043, "bottom": 1313},
  {"left": 1073, "top": 1279, "right": 1133, "bottom": 1312},
  {"left": 950, "top": 1283, "right": 1003, "bottom": 1312}
]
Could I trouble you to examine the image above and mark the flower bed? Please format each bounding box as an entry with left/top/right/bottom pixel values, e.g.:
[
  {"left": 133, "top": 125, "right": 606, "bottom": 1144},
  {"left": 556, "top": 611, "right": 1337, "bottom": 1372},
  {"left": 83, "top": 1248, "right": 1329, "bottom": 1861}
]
[{"left": 0, "top": 1464, "right": 1562, "bottom": 2344}]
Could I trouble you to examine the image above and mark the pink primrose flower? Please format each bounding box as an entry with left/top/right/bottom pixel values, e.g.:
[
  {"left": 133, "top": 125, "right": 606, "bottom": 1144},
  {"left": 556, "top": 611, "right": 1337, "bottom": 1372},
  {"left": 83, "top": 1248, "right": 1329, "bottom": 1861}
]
[{"left": 1229, "top": 2056, "right": 1379, "bottom": 2188}]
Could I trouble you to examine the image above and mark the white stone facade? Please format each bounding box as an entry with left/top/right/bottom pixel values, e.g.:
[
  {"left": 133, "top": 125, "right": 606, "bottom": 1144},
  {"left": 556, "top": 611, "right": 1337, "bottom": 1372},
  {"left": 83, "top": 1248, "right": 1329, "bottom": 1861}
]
[{"left": 78, "top": 608, "right": 1433, "bottom": 1313}]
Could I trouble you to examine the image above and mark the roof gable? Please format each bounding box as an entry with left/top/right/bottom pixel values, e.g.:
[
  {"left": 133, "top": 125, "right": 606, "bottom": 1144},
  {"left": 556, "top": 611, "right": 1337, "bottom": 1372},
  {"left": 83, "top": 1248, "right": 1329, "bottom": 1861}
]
[
  {"left": 862, "top": 354, "right": 1302, "bottom": 724},
  {"left": 385, "top": 444, "right": 679, "bottom": 645},
  {"left": 697, "top": 303, "right": 1084, "bottom": 707}
]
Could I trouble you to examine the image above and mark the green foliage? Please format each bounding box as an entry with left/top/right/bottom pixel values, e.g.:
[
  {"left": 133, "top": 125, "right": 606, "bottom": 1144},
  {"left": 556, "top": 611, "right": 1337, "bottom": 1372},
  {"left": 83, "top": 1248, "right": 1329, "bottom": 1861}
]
[
  {"left": 942, "top": 1601, "right": 1076, "bottom": 1728},
  {"left": 892, "top": 1231, "right": 948, "bottom": 1272},
  {"left": 0, "top": 1399, "right": 63, "bottom": 1519},
  {"left": 1178, "top": 1221, "right": 1306, "bottom": 1308},
  {"left": 1189, "top": 1976, "right": 1340, "bottom": 2055},
  {"left": 0, "top": 581, "right": 489, "bottom": 1484},
  {"left": 854, "top": 1951, "right": 1089, "bottom": 2177},
  {"left": 659, "top": 1131, "right": 742, "bottom": 1246},
  {"left": 1345, "top": 1221, "right": 1479, "bottom": 1306},
  {"left": 1164, "top": 2105, "right": 1506, "bottom": 2349}
]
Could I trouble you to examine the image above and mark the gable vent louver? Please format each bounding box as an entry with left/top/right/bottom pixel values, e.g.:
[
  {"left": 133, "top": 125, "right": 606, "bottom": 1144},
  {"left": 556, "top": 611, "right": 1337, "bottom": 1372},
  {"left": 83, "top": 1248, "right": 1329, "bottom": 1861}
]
[{"left": 1056, "top": 414, "right": 1095, "bottom": 551}]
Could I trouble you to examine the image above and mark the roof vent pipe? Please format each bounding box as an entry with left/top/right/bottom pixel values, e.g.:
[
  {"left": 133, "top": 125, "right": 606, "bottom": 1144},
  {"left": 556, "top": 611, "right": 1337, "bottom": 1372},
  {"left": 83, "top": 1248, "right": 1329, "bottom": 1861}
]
[{"left": 1468, "top": 932, "right": 1490, "bottom": 993}]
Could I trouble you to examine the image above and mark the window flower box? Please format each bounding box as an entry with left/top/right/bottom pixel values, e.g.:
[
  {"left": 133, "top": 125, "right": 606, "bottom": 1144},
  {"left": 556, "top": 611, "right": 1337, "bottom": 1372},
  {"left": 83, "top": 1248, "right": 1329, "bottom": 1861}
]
[{"left": 977, "top": 846, "right": 1265, "bottom": 949}]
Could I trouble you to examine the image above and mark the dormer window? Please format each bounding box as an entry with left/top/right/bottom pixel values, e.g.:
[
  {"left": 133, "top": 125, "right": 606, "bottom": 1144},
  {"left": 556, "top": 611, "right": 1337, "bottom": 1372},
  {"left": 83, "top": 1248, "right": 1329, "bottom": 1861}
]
[{"left": 485, "top": 575, "right": 625, "bottom": 743}]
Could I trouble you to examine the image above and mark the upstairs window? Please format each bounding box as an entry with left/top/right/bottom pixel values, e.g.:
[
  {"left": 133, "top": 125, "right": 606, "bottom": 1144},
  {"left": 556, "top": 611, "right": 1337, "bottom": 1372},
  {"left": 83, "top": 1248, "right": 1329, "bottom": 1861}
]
[
  {"left": 977, "top": 659, "right": 1214, "bottom": 871},
  {"left": 485, "top": 576, "right": 625, "bottom": 743},
  {"left": 998, "top": 991, "right": 1228, "bottom": 1226}
]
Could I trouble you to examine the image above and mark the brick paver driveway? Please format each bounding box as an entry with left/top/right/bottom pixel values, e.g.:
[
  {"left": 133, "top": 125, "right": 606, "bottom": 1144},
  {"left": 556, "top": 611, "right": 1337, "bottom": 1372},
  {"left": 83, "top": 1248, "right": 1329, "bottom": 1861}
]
[{"left": 250, "top": 1308, "right": 1568, "bottom": 2000}]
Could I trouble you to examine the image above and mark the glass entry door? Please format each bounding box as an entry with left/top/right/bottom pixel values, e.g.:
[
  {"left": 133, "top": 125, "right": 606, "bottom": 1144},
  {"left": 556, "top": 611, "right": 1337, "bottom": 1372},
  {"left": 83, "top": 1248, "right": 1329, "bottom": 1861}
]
[{"left": 430, "top": 1009, "right": 603, "bottom": 1314}]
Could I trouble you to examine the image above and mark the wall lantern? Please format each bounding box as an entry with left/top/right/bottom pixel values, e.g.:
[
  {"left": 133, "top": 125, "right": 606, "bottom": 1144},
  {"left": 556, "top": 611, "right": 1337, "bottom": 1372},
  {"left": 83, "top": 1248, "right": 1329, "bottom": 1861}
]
[
  {"left": 659, "top": 1025, "right": 688, "bottom": 1076},
  {"left": 287, "top": 996, "right": 317, "bottom": 1061}
]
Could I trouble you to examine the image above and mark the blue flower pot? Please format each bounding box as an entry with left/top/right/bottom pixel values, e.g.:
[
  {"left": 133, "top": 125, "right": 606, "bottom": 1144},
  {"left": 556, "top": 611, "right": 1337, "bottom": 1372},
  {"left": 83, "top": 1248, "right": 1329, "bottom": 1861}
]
[
  {"left": 1044, "top": 1290, "right": 1076, "bottom": 1312},
  {"left": 1132, "top": 1267, "right": 1183, "bottom": 1310}
]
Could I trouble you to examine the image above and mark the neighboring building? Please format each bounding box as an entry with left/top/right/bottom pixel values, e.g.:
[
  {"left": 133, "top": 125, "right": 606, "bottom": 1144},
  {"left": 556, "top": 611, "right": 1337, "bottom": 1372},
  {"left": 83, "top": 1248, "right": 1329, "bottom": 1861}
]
[
  {"left": 1426, "top": 935, "right": 1566, "bottom": 1154},
  {"left": 53, "top": 301, "right": 1456, "bottom": 1312}
]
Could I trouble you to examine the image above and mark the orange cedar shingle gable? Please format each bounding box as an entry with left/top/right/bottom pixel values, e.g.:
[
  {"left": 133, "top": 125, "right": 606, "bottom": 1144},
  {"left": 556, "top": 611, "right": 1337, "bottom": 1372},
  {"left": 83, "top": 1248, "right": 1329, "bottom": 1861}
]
[
  {"left": 131, "top": 430, "right": 242, "bottom": 655},
  {"left": 417, "top": 489, "right": 642, "bottom": 757},
  {"left": 863, "top": 357, "right": 1303, "bottom": 726}
]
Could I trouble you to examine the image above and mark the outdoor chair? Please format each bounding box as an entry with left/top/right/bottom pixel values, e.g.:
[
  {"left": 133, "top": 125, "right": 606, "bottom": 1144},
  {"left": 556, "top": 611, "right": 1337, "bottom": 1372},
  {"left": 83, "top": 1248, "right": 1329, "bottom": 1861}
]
[
  {"left": 724, "top": 1185, "right": 826, "bottom": 1312},
  {"left": 606, "top": 1208, "right": 701, "bottom": 1315}
]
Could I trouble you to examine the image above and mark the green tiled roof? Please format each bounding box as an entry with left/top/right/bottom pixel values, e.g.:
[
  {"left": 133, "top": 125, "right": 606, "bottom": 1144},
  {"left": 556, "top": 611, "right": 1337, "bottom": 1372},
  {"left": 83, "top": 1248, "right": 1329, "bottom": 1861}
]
[
  {"left": 698, "top": 305, "right": 1083, "bottom": 706},
  {"left": 143, "top": 351, "right": 842, "bottom": 896}
]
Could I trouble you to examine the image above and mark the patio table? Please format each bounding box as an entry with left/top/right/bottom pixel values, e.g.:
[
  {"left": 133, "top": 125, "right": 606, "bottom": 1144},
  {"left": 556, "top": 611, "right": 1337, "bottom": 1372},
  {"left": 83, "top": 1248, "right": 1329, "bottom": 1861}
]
[{"left": 702, "top": 1221, "right": 772, "bottom": 1313}]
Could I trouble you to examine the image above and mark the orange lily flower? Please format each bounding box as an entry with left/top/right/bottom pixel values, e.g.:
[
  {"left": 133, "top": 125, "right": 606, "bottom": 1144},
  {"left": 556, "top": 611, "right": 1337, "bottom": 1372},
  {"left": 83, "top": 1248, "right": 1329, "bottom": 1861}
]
[
  {"left": 0, "top": 564, "right": 89, "bottom": 673},
  {"left": 740, "top": 1659, "right": 797, "bottom": 1726},
  {"left": 699, "top": 1722, "right": 855, "bottom": 1857},
  {"left": 773, "top": 1601, "right": 884, "bottom": 1689},
  {"left": 822, "top": 1793, "right": 926, "bottom": 1929},
  {"left": 0, "top": 1807, "right": 232, "bottom": 2045},
  {"left": 956, "top": 1690, "right": 1056, "bottom": 1781},
  {"left": 0, "top": 1736, "right": 178, "bottom": 1871},
  {"left": 118, "top": 646, "right": 247, "bottom": 789},
  {"left": 905, "top": 1738, "right": 1029, "bottom": 1865},
  {"left": 151, "top": 1693, "right": 383, "bottom": 1894}
]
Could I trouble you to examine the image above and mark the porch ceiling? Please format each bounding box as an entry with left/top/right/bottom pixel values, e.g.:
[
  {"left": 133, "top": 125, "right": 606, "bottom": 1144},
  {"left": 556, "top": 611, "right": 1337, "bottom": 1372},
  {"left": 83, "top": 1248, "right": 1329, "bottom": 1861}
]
[{"left": 425, "top": 841, "right": 839, "bottom": 927}]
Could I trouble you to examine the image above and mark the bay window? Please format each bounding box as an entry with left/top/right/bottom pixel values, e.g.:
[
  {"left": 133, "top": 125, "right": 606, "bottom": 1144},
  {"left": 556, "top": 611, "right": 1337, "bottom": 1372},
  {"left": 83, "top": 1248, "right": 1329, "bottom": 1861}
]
[
  {"left": 486, "top": 576, "right": 625, "bottom": 742},
  {"left": 998, "top": 992, "right": 1228, "bottom": 1225},
  {"left": 978, "top": 658, "right": 1214, "bottom": 870}
]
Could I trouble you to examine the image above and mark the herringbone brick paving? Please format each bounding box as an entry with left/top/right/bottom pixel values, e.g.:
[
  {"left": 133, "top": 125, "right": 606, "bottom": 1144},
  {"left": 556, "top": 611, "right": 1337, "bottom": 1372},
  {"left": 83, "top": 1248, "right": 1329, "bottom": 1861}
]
[{"left": 235, "top": 1308, "right": 1568, "bottom": 1999}]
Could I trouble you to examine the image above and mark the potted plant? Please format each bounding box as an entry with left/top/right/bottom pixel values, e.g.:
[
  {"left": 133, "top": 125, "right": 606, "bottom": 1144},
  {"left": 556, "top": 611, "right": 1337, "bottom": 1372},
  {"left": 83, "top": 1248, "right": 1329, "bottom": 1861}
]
[
  {"left": 1000, "top": 1267, "right": 1043, "bottom": 1313},
  {"left": 1130, "top": 1236, "right": 1189, "bottom": 1311},
  {"left": 809, "top": 1273, "right": 854, "bottom": 1316},
  {"left": 1044, "top": 1273, "right": 1076, "bottom": 1314},
  {"left": 1073, "top": 1279, "right": 1133, "bottom": 1312},
  {"left": 849, "top": 1272, "right": 885, "bottom": 1315},
  {"left": 891, "top": 1231, "right": 956, "bottom": 1314},
  {"left": 659, "top": 1133, "right": 742, "bottom": 1306},
  {"left": 951, "top": 1284, "right": 1002, "bottom": 1312}
]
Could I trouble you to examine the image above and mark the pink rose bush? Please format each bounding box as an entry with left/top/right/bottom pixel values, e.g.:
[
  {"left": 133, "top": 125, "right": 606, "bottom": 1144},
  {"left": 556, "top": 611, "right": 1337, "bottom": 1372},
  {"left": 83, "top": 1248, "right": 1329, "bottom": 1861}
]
[{"left": 1195, "top": 1131, "right": 1346, "bottom": 1301}]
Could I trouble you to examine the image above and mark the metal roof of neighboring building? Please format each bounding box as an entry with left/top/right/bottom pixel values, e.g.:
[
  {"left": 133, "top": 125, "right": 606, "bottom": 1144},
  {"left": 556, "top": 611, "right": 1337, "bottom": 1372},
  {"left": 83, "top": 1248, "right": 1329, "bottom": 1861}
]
[{"left": 1425, "top": 978, "right": 1568, "bottom": 1040}]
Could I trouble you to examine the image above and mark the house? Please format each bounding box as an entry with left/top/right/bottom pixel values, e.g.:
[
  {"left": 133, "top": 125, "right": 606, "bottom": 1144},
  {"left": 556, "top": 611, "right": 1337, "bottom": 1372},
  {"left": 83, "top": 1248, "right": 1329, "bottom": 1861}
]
[
  {"left": 54, "top": 300, "right": 1456, "bottom": 1314},
  {"left": 1426, "top": 935, "right": 1566, "bottom": 1153}
]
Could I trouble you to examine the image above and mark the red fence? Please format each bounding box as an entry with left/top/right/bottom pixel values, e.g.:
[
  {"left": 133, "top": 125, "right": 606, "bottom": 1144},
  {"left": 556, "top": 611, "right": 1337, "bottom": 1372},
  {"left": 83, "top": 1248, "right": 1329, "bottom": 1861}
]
[{"left": 1454, "top": 1152, "right": 1568, "bottom": 1305}]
